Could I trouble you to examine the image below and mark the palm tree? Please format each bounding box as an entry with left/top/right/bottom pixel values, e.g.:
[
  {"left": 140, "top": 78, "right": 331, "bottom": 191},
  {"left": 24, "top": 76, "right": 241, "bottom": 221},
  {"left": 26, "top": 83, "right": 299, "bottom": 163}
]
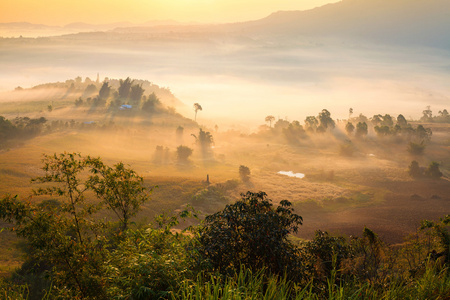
[{"left": 194, "top": 103, "right": 202, "bottom": 121}]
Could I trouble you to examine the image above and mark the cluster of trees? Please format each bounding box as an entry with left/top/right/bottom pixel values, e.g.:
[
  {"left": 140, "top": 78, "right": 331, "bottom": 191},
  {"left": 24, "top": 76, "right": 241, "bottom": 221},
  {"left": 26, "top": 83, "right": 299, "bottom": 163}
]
[
  {"left": 0, "top": 116, "right": 47, "bottom": 147},
  {"left": 421, "top": 106, "right": 450, "bottom": 123},
  {"left": 345, "top": 113, "right": 432, "bottom": 142},
  {"left": 153, "top": 128, "right": 215, "bottom": 165},
  {"left": 1, "top": 160, "right": 449, "bottom": 298},
  {"left": 408, "top": 160, "right": 443, "bottom": 179},
  {"left": 74, "top": 77, "right": 165, "bottom": 114}
]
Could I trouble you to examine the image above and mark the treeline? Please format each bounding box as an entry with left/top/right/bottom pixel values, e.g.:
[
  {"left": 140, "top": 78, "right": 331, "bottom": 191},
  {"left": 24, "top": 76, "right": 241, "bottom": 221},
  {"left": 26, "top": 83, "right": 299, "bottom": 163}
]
[
  {"left": 0, "top": 116, "right": 46, "bottom": 147},
  {"left": 0, "top": 153, "right": 449, "bottom": 299},
  {"left": 420, "top": 106, "right": 450, "bottom": 123},
  {"left": 262, "top": 109, "right": 432, "bottom": 145}
]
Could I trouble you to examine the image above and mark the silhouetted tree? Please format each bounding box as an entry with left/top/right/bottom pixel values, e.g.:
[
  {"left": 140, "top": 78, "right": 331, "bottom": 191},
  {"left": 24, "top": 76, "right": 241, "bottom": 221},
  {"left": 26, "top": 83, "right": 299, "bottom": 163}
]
[
  {"left": 408, "top": 160, "right": 422, "bottom": 178},
  {"left": 118, "top": 77, "right": 133, "bottom": 100},
  {"left": 129, "top": 84, "right": 145, "bottom": 104},
  {"left": 425, "top": 162, "right": 443, "bottom": 179},
  {"left": 265, "top": 115, "right": 275, "bottom": 128},
  {"left": 345, "top": 122, "right": 355, "bottom": 135},
  {"left": 192, "top": 128, "right": 213, "bottom": 158},
  {"left": 349, "top": 108, "right": 353, "bottom": 120},
  {"left": 355, "top": 122, "right": 368, "bottom": 137},
  {"left": 397, "top": 114, "right": 408, "bottom": 127},
  {"left": 239, "top": 165, "right": 251, "bottom": 182},
  {"left": 83, "top": 84, "right": 97, "bottom": 98},
  {"left": 421, "top": 106, "right": 433, "bottom": 122},
  {"left": 408, "top": 142, "right": 425, "bottom": 155},
  {"left": 176, "top": 145, "right": 193, "bottom": 164},
  {"left": 194, "top": 103, "right": 202, "bottom": 121},
  {"left": 98, "top": 82, "right": 111, "bottom": 102},
  {"left": 318, "top": 109, "right": 335, "bottom": 130},
  {"left": 142, "top": 93, "right": 161, "bottom": 113},
  {"left": 304, "top": 116, "right": 318, "bottom": 132},
  {"left": 197, "top": 191, "right": 303, "bottom": 278}
]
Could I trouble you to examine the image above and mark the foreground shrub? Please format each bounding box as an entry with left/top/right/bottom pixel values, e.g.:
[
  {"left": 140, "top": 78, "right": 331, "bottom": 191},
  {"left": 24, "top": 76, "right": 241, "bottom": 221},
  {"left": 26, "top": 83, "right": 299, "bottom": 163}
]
[{"left": 197, "top": 191, "right": 303, "bottom": 280}]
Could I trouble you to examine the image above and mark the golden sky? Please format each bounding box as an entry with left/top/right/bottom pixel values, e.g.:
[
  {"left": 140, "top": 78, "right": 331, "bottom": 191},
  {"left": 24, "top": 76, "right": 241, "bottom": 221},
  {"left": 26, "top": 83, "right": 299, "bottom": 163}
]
[{"left": 1, "top": 0, "right": 339, "bottom": 25}]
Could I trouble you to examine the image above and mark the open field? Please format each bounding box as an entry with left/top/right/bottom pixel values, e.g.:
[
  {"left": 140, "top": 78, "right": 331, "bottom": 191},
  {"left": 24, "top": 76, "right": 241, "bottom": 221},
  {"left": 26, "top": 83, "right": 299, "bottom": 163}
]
[{"left": 0, "top": 87, "right": 449, "bottom": 276}]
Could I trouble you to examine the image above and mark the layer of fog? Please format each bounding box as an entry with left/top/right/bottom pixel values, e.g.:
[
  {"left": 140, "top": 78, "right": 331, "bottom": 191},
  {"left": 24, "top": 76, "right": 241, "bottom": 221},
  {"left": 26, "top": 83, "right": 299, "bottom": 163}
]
[{"left": 1, "top": 36, "right": 449, "bottom": 131}]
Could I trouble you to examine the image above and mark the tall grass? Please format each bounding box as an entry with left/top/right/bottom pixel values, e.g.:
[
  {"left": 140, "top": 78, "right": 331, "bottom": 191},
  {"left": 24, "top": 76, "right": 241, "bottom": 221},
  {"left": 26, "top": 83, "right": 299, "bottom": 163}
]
[{"left": 172, "top": 264, "right": 450, "bottom": 300}]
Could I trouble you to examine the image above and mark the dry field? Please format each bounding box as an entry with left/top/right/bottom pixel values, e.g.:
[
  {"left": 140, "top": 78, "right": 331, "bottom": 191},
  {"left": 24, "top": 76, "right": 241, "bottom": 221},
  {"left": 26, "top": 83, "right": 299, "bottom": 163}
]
[{"left": 0, "top": 98, "right": 449, "bottom": 274}]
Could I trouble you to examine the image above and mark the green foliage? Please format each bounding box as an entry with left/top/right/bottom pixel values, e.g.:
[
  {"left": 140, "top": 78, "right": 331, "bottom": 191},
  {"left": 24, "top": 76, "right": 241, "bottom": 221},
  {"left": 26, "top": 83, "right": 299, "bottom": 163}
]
[
  {"left": 0, "top": 153, "right": 150, "bottom": 298},
  {"left": 104, "top": 212, "right": 196, "bottom": 300},
  {"left": 303, "top": 230, "right": 351, "bottom": 281},
  {"left": 87, "top": 159, "right": 149, "bottom": 231},
  {"left": 197, "top": 191, "right": 303, "bottom": 279},
  {"left": 421, "top": 215, "right": 450, "bottom": 264}
]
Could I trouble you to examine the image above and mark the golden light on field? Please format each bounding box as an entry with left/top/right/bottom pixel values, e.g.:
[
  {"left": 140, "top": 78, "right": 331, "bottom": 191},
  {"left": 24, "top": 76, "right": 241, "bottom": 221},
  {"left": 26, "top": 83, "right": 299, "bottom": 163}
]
[{"left": 0, "top": 0, "right": 339, "bottom": 25}]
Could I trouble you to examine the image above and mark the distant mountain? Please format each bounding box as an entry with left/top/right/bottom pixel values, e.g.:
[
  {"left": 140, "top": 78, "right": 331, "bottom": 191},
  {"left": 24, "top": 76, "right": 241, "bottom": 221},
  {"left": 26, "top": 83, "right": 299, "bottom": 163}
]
[
  {"left": 3, "top": 0, "right": 449, "bottom": 49},
  {"left": 235, "top": 0, "right": 450, "bottom": 48}
]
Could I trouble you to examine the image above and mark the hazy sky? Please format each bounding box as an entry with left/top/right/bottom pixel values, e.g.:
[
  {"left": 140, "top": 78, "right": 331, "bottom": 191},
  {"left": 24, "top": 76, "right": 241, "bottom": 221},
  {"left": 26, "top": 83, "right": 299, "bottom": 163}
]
[{"left": 1, "top": 0, "right": 339, "bottom": 25}]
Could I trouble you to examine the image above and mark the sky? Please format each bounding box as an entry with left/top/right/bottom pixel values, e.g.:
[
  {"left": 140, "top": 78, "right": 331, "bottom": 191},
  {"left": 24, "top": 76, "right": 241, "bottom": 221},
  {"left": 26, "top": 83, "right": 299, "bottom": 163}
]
[{"left": 0, "top": 0, "right": 340, "bottom": 25}]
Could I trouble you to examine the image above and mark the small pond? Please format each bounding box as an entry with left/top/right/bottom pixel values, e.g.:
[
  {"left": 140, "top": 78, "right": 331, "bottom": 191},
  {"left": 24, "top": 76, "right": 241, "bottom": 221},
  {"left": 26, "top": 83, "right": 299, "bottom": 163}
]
[{"left": 277, "top": 171, "right": 305, "bottom": 179}]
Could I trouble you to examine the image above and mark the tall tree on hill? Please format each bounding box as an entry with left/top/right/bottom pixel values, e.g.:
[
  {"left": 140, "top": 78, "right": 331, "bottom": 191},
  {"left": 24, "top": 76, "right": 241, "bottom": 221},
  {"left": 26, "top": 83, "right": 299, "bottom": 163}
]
[
  {"left": 265, "top": 115, "right": 275, "bottom": 128},
  {"left": 118, "top": 77, "right": 133, "bottom": 100},
  {"left": 194, "top": 103, "right": 202, "bottom": 122}
]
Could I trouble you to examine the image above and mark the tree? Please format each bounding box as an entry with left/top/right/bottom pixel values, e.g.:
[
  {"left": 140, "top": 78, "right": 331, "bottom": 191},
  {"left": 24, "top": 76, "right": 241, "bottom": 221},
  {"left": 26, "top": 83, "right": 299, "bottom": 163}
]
[
  {"left": 193, "top": 103, "right": 202, "bottom": 121},
  {"left": 191, "top": 128, "right": 213, "bottom": 158},
  {"left": 98, "top": 82, "right": 111, "bottom": 102},
  {"left": 304, "top": 116, "right": 318, "bottom": 132},
  {"left": 349, "top": 108, "right": 353, "bottom": 120},
  {"left": 425, "top": 162, "right": 443, "bottom": 179},
  {"left": 265, "top": 115, "right": 275, "bottom": 128},
  {"left": 408, "top": 142, "right": 425, "bottom": 155},
  {"left": 87, "top": 159, "right": 149, "bottom": 231},
  {"left": 239, "top": 165, "right": 251, "bottom": 182},
  {"left": 176, "top": 145, "right": 193, "bottom": 163},
  {"left": 318, "top": 109, "right": 335, "bottom": 130},
  {"left": 129, "top": 84, "right": 145, "bottom": 104},
  {"left": 408, "top": 160, "right": 422, "bottom": 178},
  {"left": 83, "top": 84, "right": 97, "bottom": 98},
  {"left": 0, "top": 153, "right": 150, "bottom": 298},
  {"left": 197, "top": 191, "right": 303, "bottom": 277},
  {"left": 421, "top": 106, "right": 433, "bottom": 122},
  {"left": 118, "top": 77, "right": 133, "bottom": 100},
  {"left": 355, "top": 122, "right": 368, "bottom": 137},
  {"left": 345, "top": 122, "right": 355, "bottom": 135},
  {"left": 142, "top": 92, "right": 161, "bottom": 113},
  {"left": 397, "top": 114, "right": 408, "bottom": 127}
]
